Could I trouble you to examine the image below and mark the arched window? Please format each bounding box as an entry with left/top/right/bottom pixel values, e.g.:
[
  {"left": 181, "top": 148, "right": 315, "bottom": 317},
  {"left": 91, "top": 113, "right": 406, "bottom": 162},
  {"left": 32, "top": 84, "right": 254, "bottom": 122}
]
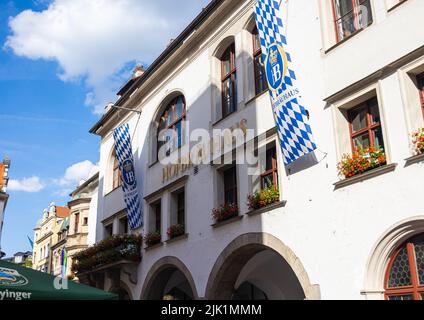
[
  {"left": 221, "top": 44, "right": 237, "bottom": 118},
  {"left": 385, "top": 235, "right": 424, "bottom": 300},
  {"left": 112, "top": 153, "right": 122, "bottom": 190},
  {"left": 157, "top": 95, "right": 186, "bottom": 158},
  {"left": 252, "top": 27, "right": 268, "bottom": 96}
]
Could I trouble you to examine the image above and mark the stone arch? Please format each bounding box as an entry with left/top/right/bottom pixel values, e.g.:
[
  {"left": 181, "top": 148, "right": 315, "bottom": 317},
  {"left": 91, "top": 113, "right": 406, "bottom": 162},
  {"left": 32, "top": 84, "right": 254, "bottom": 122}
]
[
  {"left": 141, "top": 256, "right": 199, "bottom": 300},
  {"left": 212, "top": 35, "right": 236, "bottom": 59},
  {"left": 363, "top": 216, "right": 424, "bottom": 300},
  {"left": 205, "top": 233, "right": 320, "bottom": 300}
]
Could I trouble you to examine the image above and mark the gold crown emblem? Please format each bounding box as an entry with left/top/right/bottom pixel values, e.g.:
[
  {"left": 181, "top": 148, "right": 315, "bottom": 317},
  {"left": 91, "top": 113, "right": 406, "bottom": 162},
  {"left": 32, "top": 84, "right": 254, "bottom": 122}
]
[
  {"left": 124, "top": 162, "right": 133, "bottom": 172},
  {"left": 269, "top": 47, "right": 278, "bottom": 65}
]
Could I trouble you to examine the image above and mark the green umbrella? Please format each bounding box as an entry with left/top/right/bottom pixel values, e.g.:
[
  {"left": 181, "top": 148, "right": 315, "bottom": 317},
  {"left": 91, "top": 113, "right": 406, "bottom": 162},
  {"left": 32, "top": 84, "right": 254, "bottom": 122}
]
[{"left": 0, "top": 260, "right": 118, "bottom": 300}]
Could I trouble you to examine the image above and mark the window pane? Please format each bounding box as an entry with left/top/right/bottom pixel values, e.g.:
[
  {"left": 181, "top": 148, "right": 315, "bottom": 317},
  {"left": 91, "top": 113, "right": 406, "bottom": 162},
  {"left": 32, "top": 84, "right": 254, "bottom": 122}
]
[
  {"left": 222, "top": 78, "right": 232, "bottom": 117},
  {"left": 369, "top": 98, "right": 381, "bottom": 124},
  {"left": 351, "top": 107, "right": 368, "bottom": 132},
  {"left": 175, "top": 97, "right": 184, "bottom": 119},
  {"left": 254, "top": 55, "right": 267, "bottom": 95},
  {"left": 253, "top": 30, "right": 261, "bottom": 52},
  {"left": 413, "top": 240, "right": 424, "bottom": 285},
  {"left": 222, "top": 49, "right": 232, "bottom": 75},
  {"left": 334, "top": 0, "right": 353, "bottom": 18},
  {"left": 388, "top": 246, "right": 412, "bottom": 288},
  {"left": 262, "top": 174, "right": 274, "bottom": 190},
  {"left": 358, "top": 0, "right": 373, "bottom": 28},
  {"left": 167, "top": 110, "right": 173, "bottom": 126},
  {"left": 353, "top": 133, "right": 370, "bottom": 149},
  {"left": 266, "top": 147, "right": 276, "bottom": 171},
  {"left": 175, "top": 121, "right": 182, "bottom": 149},
  {"left": 388, "top": 295, "right": 414, "bottom": 301},
  {"left": 224, "top": 167, "right": 237, "bottom": 204},
  {"left": 372, "top": 128, "right": 385, "bottom": 150},
  {"left": 177, "top": 191, "right": 185, "bottom": 226}
]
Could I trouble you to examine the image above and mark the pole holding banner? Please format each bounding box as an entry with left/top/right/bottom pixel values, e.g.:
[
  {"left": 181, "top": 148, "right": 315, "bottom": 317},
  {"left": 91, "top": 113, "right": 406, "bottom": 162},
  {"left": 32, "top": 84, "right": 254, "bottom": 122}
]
[
  {"left": 255, "top": 0, "right": 317, "bottom": 165},
  {"left": 113, "top": 123, "right": 143, "bottom": 230}
]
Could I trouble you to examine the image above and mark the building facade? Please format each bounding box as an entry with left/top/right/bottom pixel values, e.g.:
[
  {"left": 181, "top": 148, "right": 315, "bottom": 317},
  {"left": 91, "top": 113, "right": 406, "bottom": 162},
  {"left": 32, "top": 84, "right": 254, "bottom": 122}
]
[
  {"left": 33, "top": 172, "right": 99, "bottom": 278},
  {"left": 85, "top": 0, "right": 424, "bottom": 300},
  {"left": 33, "top": 204, "right": 70, "bottom": 273},
  {"left": 0, "top": 156, "right": 11, "bottom": 254}
]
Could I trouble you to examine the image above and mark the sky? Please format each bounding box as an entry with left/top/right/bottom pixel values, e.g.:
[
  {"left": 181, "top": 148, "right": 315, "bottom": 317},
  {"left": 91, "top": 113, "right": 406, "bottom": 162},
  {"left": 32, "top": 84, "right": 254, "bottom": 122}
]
[{"left": 0, "top": 0, "right": 210, "bottom": 256}]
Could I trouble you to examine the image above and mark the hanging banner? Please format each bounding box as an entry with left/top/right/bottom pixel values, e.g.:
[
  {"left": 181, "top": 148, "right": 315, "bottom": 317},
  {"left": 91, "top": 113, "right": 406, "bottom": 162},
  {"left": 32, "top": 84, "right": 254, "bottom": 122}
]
[
  {"left": 113, "top": 123, "right": 143, "bottom": 230},
  {"left": 255, "top": 0, "right": 317, "bottom": 165}
]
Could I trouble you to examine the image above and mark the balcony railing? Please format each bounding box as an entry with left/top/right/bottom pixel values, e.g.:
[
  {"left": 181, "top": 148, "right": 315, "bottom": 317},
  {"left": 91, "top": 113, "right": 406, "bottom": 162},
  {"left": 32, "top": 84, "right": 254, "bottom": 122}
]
[{"left": 72, "top": 234, "right": 142, "bottom": 275}]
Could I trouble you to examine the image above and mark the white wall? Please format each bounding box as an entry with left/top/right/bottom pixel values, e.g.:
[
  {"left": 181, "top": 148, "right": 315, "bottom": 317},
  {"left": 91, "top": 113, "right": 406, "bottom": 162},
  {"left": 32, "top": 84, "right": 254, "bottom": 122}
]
[{"left": 93, "top": 0, "right": 424, "bottom": 300}]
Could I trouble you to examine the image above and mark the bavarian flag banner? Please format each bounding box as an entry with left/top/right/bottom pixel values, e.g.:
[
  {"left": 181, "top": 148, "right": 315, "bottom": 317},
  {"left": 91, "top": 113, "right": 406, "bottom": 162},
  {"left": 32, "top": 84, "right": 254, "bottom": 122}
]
[
  {"left": 255, "top": 0, "right": 317, "bottom": 165},
  {"left": 113, "top": 123, "right": 143, "bottom": 229}
]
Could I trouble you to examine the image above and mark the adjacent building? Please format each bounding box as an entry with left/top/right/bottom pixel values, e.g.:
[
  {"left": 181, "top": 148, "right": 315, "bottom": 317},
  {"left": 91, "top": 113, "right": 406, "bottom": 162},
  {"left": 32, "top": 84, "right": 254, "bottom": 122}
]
[
  {"left": 81, "top": 0, "right": 424, "bottom": 300},
  {"left": 33, "top": 203, "right": 71, "bottom": 273},
  {"left": 2, "top": 251, "right": 32, "bottom": 267},
  {"left": 0, "top": 156, "right": 11, "bottom": 254},
  {"left": 33, "top": 170, "right": 99, "bottom": 279}
]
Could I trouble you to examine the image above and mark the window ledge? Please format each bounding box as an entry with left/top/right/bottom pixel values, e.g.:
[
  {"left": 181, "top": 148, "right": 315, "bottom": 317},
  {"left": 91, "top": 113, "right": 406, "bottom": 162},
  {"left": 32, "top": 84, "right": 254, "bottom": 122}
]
[
  {"left": 405, "top": 153, "right": 424, "bottom": 167},
  {"left": 165, "top": 233, "right": 189, "bottom": 244},
  {"left": 144, "top": 242, "right": 164, "bottom": 252},
  {"left": 246, "top": 201, "right": 287, "bottom": 217},
  {"left": 333, "top": 163, "right": 398, "bottom": 190},
  {"left": 325, "top": 27, "right": 367, "bottom": 54},
  {"left": 245, "top": 90, "right": 268, "bottom": 106},
  {"left": 211, "top": 215, "right": 243, "bottom": 229}
]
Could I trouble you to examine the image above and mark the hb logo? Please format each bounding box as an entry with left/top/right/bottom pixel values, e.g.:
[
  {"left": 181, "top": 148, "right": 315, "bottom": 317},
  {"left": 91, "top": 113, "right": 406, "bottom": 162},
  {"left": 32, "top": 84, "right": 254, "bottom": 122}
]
[
  {"left": 265, "top": 43, "right": 288, "bottom": 92},
  {"left": 122, "top": 159, "right": 137, "bottom": 187}
]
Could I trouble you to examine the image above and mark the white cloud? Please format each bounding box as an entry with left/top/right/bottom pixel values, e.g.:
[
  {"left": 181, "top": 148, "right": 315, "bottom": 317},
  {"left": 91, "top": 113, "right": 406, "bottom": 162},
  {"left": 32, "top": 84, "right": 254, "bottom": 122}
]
[
  {"left": 8, "top": 176, "right": 45, "bottom": 193},
  {"left": 5, "top": 0, "right": 210, "bottom": 113},
  {"left": 58, "top": 160, "right": 98, "bottom": 186}
]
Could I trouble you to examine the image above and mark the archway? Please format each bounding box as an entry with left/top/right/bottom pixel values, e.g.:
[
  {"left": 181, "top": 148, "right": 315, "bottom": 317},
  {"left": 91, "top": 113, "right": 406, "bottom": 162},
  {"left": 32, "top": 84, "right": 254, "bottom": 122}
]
[
  {"left": 205, "top": 233, "right": 320, "bottom": 300},
  {"left": 141, "top": 257, "right": 198, "bottom": 300},
  {"left": 364, "top": 216, "right": 424, "bottom": 300}
]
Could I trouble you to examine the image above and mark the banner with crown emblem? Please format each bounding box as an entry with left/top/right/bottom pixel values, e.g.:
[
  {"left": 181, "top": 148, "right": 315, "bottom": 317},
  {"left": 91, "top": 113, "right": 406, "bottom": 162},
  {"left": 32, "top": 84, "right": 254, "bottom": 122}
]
[
  {"left": 113, "top": 123, "right": 143, "bottom": 230},
  {"left": 255, "top": 0, "right": 317, "bottom": 165}
]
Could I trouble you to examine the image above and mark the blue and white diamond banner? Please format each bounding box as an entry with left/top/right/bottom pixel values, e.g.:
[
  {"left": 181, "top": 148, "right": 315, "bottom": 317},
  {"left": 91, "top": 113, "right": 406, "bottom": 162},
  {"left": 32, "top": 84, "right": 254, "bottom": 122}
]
[
  {"left": 255, "top": 0, "right": 317, "bottom": 165},
  {"left": 113, "top": 123, "right": 143, "bottom": 230}
]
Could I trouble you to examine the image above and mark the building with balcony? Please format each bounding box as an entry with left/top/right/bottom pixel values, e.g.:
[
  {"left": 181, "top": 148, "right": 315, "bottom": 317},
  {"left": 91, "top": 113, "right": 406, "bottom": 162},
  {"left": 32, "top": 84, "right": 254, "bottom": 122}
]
[
  {"left": 84, "top": 0, "right": 424, "bottom": 300},
  {"left": 51, "top": 171, "right": 100, "bottom": 278},
  {"left": 0, "top": 156, "right": 11, "bottom": 253}
]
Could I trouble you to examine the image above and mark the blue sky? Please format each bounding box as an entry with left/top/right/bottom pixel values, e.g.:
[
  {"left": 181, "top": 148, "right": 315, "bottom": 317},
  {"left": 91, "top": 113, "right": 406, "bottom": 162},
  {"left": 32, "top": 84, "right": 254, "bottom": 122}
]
[{"left": 0, "top": 0, "right": 209, "bottom": 256}]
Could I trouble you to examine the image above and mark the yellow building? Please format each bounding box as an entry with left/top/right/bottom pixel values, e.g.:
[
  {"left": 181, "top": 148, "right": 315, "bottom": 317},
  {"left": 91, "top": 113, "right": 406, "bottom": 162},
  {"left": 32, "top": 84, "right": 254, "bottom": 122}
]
[{"left": 32, "top": 203, "right": 70, "bottom": 273}]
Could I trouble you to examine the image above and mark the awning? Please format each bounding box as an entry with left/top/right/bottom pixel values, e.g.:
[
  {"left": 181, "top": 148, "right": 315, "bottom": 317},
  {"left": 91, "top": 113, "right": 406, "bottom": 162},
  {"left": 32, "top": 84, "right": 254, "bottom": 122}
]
[{"left": 0, "top": 260, "right": 117, "bottom": 300}]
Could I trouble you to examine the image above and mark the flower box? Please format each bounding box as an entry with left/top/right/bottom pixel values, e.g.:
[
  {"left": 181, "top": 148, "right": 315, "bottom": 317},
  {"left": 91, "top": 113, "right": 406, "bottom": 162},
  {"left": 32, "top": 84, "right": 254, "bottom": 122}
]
[
  {"left": 72, "top": 234, "right": 142, "bottom": 274},
  {"left": 212, "top": 203, "right": 239, "bottom": 223},
  {"left": 337, "top": 147, "right": 387, "bottom": 179},
  {"left": 167, "top": 224, "right": 185, "bottom": 240},
  {"left": 412, "top": 128, "right": 424, "bottom": 155},
  {"left": 144, "top": 232, "right": 162, "bottom": 247},
  {"left": 247, "top": 185, "right": 280, "bottom": 211}
]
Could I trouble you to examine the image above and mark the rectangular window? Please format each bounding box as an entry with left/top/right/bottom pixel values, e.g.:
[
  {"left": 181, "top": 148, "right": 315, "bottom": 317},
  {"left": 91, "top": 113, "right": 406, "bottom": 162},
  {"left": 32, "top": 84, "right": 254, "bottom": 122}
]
[
  {"left": 177, "top": 190, "right": 185, "bottom": 226},
  {"left": 418, "top": 73, "right": 424, "bottom": 120},
  {"left": 104, "top": 223, "right": 113, "bottom": 239},
  {"left": 74, "top": 212, "right": 80, "bottom": 234},
  {"left": 119, "top": 216, "right": 129, "bottom": 235},
  {"left": 113, "top": 155, "right": 122, "bottom": 190},
  {"left": 223, "top": 166, "right": 238, "bottom": 205},
  {"left": 83, "top": 217, "right": 88, "bottom": 226},
  {"left": 332, "top": 0, "right": 373, "bottom": 43},
  {"left": 348, "top": 97, "right": 385, "bottom": 152},
  {"left": 152, "top": 201, "right": 162, "bottom": 233},
  {"left": 253, "top": 28, "right": 268, "bottom": 96},
  {"left": 261, "top": 144, "right": 279, "bottom": 189},
  {"left": 221, "top": 44, "right": 237, "bottom": 118}
]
